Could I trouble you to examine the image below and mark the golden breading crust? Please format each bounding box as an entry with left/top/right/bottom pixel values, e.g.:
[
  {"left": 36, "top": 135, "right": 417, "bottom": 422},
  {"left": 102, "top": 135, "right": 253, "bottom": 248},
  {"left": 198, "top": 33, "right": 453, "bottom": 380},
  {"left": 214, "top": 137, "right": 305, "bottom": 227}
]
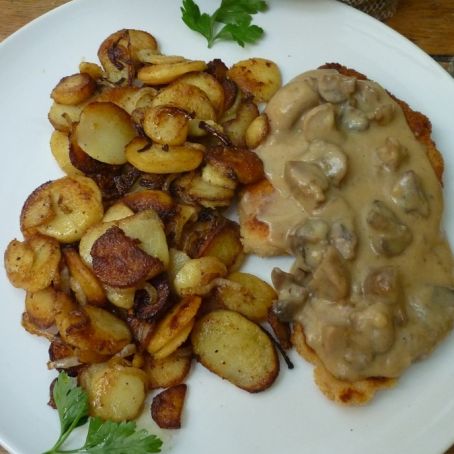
[{"left": 239, "top": 63, "right": 445, "bottom": 404}]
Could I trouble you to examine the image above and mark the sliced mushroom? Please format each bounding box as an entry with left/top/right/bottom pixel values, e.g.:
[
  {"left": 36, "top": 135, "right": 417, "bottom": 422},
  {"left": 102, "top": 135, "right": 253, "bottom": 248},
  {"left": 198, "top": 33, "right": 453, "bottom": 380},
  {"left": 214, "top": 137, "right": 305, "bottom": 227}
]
[
  {"left": 303, "top": 140, "right": 348, "bottom": 186},
  {"left": 376, "top": 137, "right": 407, "bottom": 171},
  {"left": 329, "top": 221, "right": 357, "bottom": 260},
  {"left": 302, "top": 103, "right": 342, "bottom": 144},
  {"left": 316, "top": 73, "right": 356, "bottom": 104},
  {"left": 391, "top": 170, "right": 429, "bottom": 217},
  {"left": 366, "top": 200, "right": 413, "bottom": 257},
  {"left": 368, "top": 103, "right": 395, "bottom": 125},
  {"left": 339, "top": 105, "right": 369, "bottom": 132},
  {"left": 284, "top": 161, "right": 329, "bottom": 212}
]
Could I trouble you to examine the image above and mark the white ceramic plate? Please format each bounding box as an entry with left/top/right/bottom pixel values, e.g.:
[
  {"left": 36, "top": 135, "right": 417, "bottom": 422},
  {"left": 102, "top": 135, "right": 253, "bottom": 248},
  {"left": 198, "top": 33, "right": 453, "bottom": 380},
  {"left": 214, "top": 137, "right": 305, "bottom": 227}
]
[{"left": 1, "top": 0, "right": 454, "bottom": 453}]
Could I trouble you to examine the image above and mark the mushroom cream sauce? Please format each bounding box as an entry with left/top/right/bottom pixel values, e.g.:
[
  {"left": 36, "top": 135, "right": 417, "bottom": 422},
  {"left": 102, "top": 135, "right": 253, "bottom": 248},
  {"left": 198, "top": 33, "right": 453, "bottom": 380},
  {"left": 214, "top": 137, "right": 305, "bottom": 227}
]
[{"left": 255, "top": 69, "right": 454, "bottom": 382}]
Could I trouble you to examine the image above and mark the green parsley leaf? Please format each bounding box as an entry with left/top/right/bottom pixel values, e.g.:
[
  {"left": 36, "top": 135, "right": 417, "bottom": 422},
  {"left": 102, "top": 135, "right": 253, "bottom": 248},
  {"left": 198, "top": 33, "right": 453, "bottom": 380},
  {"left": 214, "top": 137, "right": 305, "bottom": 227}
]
[
  {"left": 181, "top": 0, "right": 267, "bottom": 48},
  {"left": 42, "top": 372, "right": 162, "bottom": 454}
]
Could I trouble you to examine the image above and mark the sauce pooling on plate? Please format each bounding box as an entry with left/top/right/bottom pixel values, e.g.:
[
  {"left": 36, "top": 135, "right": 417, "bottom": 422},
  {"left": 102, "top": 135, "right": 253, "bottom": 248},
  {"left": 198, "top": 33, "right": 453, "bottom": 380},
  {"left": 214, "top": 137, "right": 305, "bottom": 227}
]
[{"left": 256, "top": 69, "right": 454, "bottom": 381}]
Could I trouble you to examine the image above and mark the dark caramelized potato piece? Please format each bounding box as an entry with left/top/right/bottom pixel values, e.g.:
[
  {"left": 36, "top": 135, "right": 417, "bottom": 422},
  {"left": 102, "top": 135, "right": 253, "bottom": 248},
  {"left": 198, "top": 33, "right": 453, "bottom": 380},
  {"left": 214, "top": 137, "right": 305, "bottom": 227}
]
[
  {"left": 121, "top": 190, "right": 176, "bottom": 222},
  {"left": 91, "top": 226, "right": 163, "bottom": 287},
  {"left": 151, "top": 384, "right": 187, "bottom": 429},
  {"left": 205, "top": 146, "right": 264, "bottom": 185}
]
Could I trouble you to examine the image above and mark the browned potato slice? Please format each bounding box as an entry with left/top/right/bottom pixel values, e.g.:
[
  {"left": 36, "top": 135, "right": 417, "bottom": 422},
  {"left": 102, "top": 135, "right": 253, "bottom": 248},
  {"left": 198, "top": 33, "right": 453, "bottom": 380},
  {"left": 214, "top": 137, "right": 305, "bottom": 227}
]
[
  {"left": 127, "top": 29, "right": 159, "bottom": 64},
  {"left": 79, "top": 222, "right": 114, "bottom": 267},
  {"left": 91, "top": 225, "right": 163, "bottom": 287},
  {"left": 153, "top": 319, "right": 194, "bottom": 360},
  {"left": 125, "top": 137, "right": 204, "bottom": 174},
  {"left": 121, "top": 190, "right": 176, "bottom": 221},
  {"left": 215, "top": 272, "right": 276, "bottom": 321},
  {"left": 176, "top": 72, "right": 225, "bottom": 116},
  {"left": 51, "top": 73, "right": 96, "bottom": 106},
  {"left": 150, "top": 82, "right": 216, "bottom": 122},
  {"left": 143, "top": 106, "right": 190, "bottom": 145},
  {"left": 205, "top": 146, "right": 264, "bottom": 185},
  {"left": 138, "top": 60, "right": 207, "bottom": 85},
  {"left": 172, "top": 173, "right": 235, "bottom": 208},
  {"left": 79, "top": 61, "right": 104, "bottom": 80},
  {"left": 102, "top": 203, "right": 134, "bottom": 222},
  {"left": 137, "top": 50, "right": 186, "bottom": 65},
  {"left": 75, "top": 102, "right": 137, "bottom": 165},
  {"left": 48, "top": 101, "right": 89, "bottom": 133},
  {"left": 201, "top": 164, "right": 237, "bottom": 190},
  {"left": 21, "top": 312, "right": 56, "bottom": 341},
  {"left": 151, "top": 384, "right": 187, "bottom": 429},
  {"left": 227, "top": 58, "right": 282, "bottom": 103},
  {"left": 80, "top": 360, "right": 147, "bottom": 421},
  {"left": 63, "top": 248, "right": 106, "bottom": 305},
  {"left": 147, "top": 295, "right": 202, "bottom": 355},
  {"left": 167, "top": 204, "right": 199, "bottom": 248},
  {"left": 50, "top": 130, "right": 82, "bottom": 176},
  {"left": 144, "top": 347, "right": 192, "bottom": 389},
  {"left": 174, "top": 257, "right": 227, "bottom": 296},
  {"left": 21, "top": 176, "right": 103, "bottom": 243},
  {"left": 191, "top": 310, "right": 279, "bottom": 392},
  {"left": 118, "top": 209, "right": 169, "bottom": 268},
  {"left": 97, "top": 87, "right": 158, "bottom": 115},
  {"left": 4, "top": 235, "right": 61, "bottom": 292},
  {"left": 223, "top": 99, "right": 259, "bottom": 147},
  {"left": 245, "top": 113, "right": 270, "bottom": 149},
  {"left": 25, "top": 287, "right": 58, "bottom": 328},
  {"left": 54, "top": 294, "right": 132, "bottom": 355}
]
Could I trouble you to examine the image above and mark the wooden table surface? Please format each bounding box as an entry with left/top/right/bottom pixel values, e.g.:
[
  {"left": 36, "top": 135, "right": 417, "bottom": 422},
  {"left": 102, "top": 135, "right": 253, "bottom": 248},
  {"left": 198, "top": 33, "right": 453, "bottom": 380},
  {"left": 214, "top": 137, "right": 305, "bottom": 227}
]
[{"left": 0, "top": 0, "right": 453, "bottom": 453}]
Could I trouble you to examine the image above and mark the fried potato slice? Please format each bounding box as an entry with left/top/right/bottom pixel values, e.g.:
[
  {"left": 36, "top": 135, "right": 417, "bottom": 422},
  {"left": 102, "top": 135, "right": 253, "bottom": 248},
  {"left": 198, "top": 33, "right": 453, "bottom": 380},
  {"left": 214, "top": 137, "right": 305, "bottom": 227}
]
[
  {"left": 51, "top": 73, "right": 96, "bottom": 106},
  {"left": 20, "top": 175, "right": 103, "bottom": 243},
  {"left": 4, "top": 235, "right": 61, "bottom": 292},
  {"left": 174, "top": 257, "right": 227, "bottom": 296},
  {"left": 205, "top": 146, "right": 264, "bottom": 185},
  {"left": 147, "top": 295, "right": 202, "bottom": 355},
  {"left": 151, "top": 384, "right": 187, "bottom": 429},
  {"left": 80, "top": 360, "right": 147, "bottom": 421},
  {"left": 191, "top": 310, "right": 279, "bottom": 392},
  {"left": 176, "top": 72, "right": 225, "bottom": 116},
  {"left": 75, "top": 102, "right": 137, "bottom": 165},
  {"left": 152, "top": 319, "right": 195, "bottom": 360},
  {"left": 79, "top": 61, "right": 104, "bottom": 80},
  {"left": 201, "top": 164, "right": 237, "bottom": 190},
  {"left": 102, "top": 202, "right": 134, "bottom": 222},
  {"left": 63, "top": 248, "right": 106, "bottom": 305},
  {"left": 137, "top": 50, "right": 186, "bottom": 65},
  {"left": 54, "top": 294, "right": 131, "bottom": 355},
  {"left": 91, "top": 225, "right": 163, "bottom": 287},
  {"left": 97, "top": 86, "right": 158, "bottom": 115},
  {"left": 245, "top": 113, "right": 270, "bottom": 149},
  {"left": 79, "top": 222, "right": 114, "bottom": 267},
  {"left": 150, "top": 82, "right": 216, "bottom": 122},
  {"left": 227, "top": 58, "right": 282, "bottom": 103},
  {"left": 105, "top": 285, "right": 136, "bottom": 310},
  {"left": 138, "top": 60, "right": 207, "bottom": 85},
  {"left": 125, "top": 137, "right": 204, "bottom": 174},
  {"left": 222, "top": 99, "right": 259, "bottom": 147},
  {"left": 214, "top": 272, "right": 276, "bottom": 321},
  {"left": 144, "top": 347, "right": 192, "bottom": 389},
  {"left": 121, "top": 190, "right": 176, "bottom": 221},
  {"left": 143, "top": 105, "right": 190, "bottom": 146},
  {"left": 48, "top": 100, "right": 92, "bottom": 132},
  {"left": 25, "top": 287, "right": 58, "bottom": 328},
  {"left": 50, "top": 130, "right": 83, "bottom": 176}
]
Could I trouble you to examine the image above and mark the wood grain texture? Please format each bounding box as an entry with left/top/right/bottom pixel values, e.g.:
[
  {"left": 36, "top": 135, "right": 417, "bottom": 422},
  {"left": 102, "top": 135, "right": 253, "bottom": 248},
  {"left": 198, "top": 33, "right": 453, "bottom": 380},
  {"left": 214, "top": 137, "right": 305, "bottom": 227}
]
[{"left": 0, "top": 0, "right": 453, "bottom": 453}]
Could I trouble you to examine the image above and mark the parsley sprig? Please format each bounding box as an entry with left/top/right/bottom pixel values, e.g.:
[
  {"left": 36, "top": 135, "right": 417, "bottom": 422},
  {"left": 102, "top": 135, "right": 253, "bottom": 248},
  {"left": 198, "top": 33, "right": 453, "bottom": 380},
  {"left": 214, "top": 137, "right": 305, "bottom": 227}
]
[
  {"left": 42, "top": 372, "right": 162, "bottom": 454},
  {"left": 181, "top": 0, "right": 268, "bottom": 48}
]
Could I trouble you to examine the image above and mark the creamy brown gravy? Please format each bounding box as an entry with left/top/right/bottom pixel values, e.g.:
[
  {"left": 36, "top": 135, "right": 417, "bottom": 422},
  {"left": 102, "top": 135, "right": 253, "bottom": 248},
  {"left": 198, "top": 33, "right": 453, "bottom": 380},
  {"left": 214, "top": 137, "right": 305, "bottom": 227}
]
[{"left": 256, "top": 69, "right": 454, "bottom": 381}]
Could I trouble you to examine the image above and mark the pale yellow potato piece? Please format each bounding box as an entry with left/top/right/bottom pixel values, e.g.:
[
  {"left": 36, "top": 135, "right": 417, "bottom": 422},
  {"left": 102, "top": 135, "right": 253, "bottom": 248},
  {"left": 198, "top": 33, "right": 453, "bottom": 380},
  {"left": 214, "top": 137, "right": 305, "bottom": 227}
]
[
  {"left": 4, "top": 235, "right": 61, "bottom": 292},
  {"left": 201, "top": 163, "right": 237, "bottom": 190},
  {"left": 79, "top": 61, "right": 104, "bottom": 80},
  {"left": 125, "top": 137, "right": 204, "bottom": 174},
  {"left": 79, "top": 222, "right": 115, "bottom": 267},
  {"left": 216, "top": 272, "right": 277, "bottom": 321},
  {"left": 144, "top": 347, "right": 192, "bottom": 389},
  {"left": 25, "top": 287, "right": 58, "bottom": 328},
  {"left": 80, "top": 360, "right": 147, "bottom": 421},
  {"left": 167, "top": 248, "right": 191, "bottom": 291},
  {"left": 48, "top": 101, "right": 90, "bottom": 133},
  {"left": 50, "top": 130, "right": 83, "bottom": 176},
  {"left": 174, "top": 256, "right": 227, "bottom": 296},
  {"left": 147, "top": 295, "right": 202, "bottom": 355},
  {"left": 177, "top": 72, "right": 225, "bottom": 116},
  {"left": 21, "top": 176, "right": 103, "bottom": 243},
  {"left": 102, "top": 203, "right": 134, "bottom": 222},
  {"left": 75, "top": 102, "right": 137, "bottom": 165},
  {"left": 191, "top": 310, "right": 279, "bottom": 392},
  {"left": 245, "top": 113, "right": 270, "bottom": 149},
  {"left": 63, "top": 248, "right": 106, "bottom": 306},
  {"left": 143, "top": 105, "right": 189, "bottom": 145},
  {"left": 153, "top": 319, "right": 195, "bottom": 360},
  {"left": 138, "top": 60, "right": 207, "bottom": 85},
  {"left": 137, "top": 49, "right": 186, "bottom": 65},
  {"left": 150, "top": 82, "right": 216, "bottom": 122},
  {"left": 97, "top": 87, "right": 158, "bottom": 115},
  {"left": 227, "top": 58, "right": 282, "bottom": 103},
  {"left": 118, "top": 209, "right": 169, "bottom": 268},
  {"left": 104, "top": 285, "right": 136, "bottom": 310},
  {"left": 51, "top": 73, "right": 96, "bottom": 106},
  {"left": 54, "top": 294, "right": 132, "bottom": 355},
  {"left": 223, "top": 99, "right": 259, "bottom": 147},
  {"left": 169, "top": 204, "right": 199, "bottom": 247}
]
